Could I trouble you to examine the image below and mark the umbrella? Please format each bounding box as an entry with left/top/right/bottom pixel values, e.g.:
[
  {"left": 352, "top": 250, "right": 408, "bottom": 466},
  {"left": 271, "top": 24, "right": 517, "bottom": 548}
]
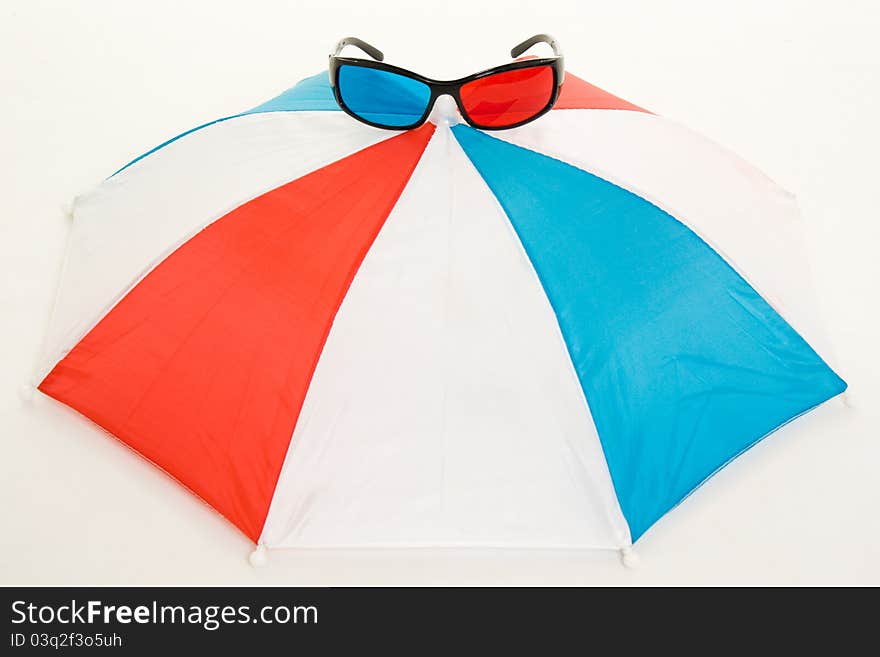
[{"left": 32, "top": 52, "right": 846, "bottom": 567}]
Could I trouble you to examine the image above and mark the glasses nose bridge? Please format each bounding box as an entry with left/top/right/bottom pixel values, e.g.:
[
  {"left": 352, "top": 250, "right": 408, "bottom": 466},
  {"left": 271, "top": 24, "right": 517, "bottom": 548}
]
[
  {"left": 432, "top": 80, "right": 459, "bottom": 96},
  {"left": 431, "top": 79, "right": 463, "bottom": 108}
]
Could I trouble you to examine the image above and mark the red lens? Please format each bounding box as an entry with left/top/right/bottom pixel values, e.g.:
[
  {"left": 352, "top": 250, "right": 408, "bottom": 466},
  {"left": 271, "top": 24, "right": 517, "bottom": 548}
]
[{"left": 459, "top": 65, "right": 555, "bottom": 128}]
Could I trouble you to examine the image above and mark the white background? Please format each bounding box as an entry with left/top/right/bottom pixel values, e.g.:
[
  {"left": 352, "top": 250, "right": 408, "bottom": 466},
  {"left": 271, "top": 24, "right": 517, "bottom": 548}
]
[{"left": 1, "top": 0, "right": 878, "bottom": 585}]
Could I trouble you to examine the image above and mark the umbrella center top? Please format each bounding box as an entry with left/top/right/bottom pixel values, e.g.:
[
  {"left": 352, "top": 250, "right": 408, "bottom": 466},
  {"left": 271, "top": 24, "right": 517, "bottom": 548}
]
[{"left": 428, "top": 94, "right": 462, "bottom": 127}]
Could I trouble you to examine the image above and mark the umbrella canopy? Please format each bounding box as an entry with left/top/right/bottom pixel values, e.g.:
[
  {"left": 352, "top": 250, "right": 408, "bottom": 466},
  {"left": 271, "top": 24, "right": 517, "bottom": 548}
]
[{"left": 35, "top": 68, "right": 846, "bottom": 560}]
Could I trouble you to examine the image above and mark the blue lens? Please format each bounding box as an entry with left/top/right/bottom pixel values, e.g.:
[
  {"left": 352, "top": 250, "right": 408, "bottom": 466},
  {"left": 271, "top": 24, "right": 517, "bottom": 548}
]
[{"left": 338, "top": 65, "right": 432, "bottom": 127}]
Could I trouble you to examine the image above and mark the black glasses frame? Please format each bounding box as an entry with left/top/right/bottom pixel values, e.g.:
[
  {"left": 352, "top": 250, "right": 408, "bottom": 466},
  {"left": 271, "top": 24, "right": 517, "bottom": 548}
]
[{"left": 328, "top": 34, "right": 565, "bottom": 131}]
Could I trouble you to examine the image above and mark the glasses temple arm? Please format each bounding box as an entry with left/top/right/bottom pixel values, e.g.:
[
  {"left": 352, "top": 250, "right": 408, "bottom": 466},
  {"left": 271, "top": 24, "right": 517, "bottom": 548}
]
[
  {"left": 510, "top": 34, "right": 562, "bottom": 59},
  {"left": 331, "top": 37, "right": 384, "bottom": 61}
]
